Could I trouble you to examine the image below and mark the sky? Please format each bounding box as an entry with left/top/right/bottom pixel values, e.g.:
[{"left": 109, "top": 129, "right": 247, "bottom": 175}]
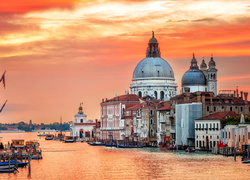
[{"left": 0, "top": 0, "right": 250, "bottom": 124}]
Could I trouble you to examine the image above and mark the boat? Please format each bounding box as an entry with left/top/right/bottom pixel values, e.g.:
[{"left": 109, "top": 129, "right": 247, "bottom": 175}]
[
  {"left": 26, "top": 140, "right": 40, "bottom": 148},
  {"left": 185, "top": 147, "right": 196, "bottom": 153},
  {"left": 0, "top": 168, "right": 17, "bottom": 173},
  {"left": 11, "top": 139, "right": 25, "bottom": 148},
  {"left": 31, "top": 154, "right": 43, "bottom": 159},
  {"left": 159, "top": 136, "right": 176, "bottom": 150},
  {"left": 117, "top": 144, "right": 143, "bottom": 148},
  {"left": 45, "top": 134, "right": 54, "bottom": 140},
  {"left": 64, "top": 136, "right": 75, "bottom": 143},
  {"left": 37, "top": 132, "right": 47, "bottom": 136},
  {"left": 0, "top": 160, "right": 28, "bottom": 168},
  {"left": 242, "top": 158, "right": 250, "bottom": 163},
  {"left": 0, "top": 165, "right": 15, "bottom": 169},
  {"left": 89, "top": 142, "right": 104, "bottom": 146}
]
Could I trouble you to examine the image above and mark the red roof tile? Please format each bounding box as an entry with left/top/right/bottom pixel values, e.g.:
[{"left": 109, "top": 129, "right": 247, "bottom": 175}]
[{"left": 197, "top": 111, "right": 239, "bottom": 120}]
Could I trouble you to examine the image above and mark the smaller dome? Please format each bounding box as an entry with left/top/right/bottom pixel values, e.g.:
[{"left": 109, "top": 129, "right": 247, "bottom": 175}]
[
  {"left": 200, "top": 59, "right": 207, "bottom": 69},
  {"left": 149, "top": 37, "right": 158, "bottom": 43},
  {"left": 182, "top": 69, "right": 207, "bottom": 86},
  {"left": 149, "top": 31, "right": 158, "bottom": 44},
  {"left": 209, "top": 56, "right": 216, "bottom": 68}
]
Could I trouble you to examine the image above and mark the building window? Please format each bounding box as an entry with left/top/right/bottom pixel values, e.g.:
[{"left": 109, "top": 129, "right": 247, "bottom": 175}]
[
  {"left": 150, "top": 119, "right": 153, "bottom": 124},
  {"left": 138, "top": 91, "right": 142, "bottom": 98},
  {"left": 214, "top": 106, "right": 216, "bottom": 112},
  {"left": 213, "top": 141, "right": 216, "bottom": 147},
  {"left": 207, "top": 106, "right": 209, "bottom": 112},
  {"left": 196, "top": 141, "right": 198, "bottom": 147},
  {"left": 213, "top": 123, "right": 215, "bottom": 128},
  {"left": 160, "top": 91, "right": 164, "bottom": 101},
  {"left": 150, "top": 110, "right": 153, "bottom": 116},
  {"left": 157, "top": 70, "right": 160, "bottom": 77},
  {"left": 142, "top": 71, "right": 144, "bottom": 77},
  {"left": 230, "top": 107, "right": 233, "bottom": 111},
  {"left": 154, "top": 91, "right": 158, "bottom": 99},
  {"left": 240, "top": 107, "right": 243, "bottom": 112},
  {"left": 217, "top": 123, "right": 219, "bottom": 129},
  {"left": 210, "top": 136, "right": 212, "bottom": 139},
  {"left": 217, "top": 136, "right": 219, "bottom": 139},
  {"left": 81, "top": 119, "right": 83, "bottom": 123},
  {"left": 197, "top": 135, "right": 198, "bottom": 138}
]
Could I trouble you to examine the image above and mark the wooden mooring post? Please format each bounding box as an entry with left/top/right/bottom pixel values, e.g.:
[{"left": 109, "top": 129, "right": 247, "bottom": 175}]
[{"left": 28, "top": 152, "right": 31, "bottom": 174}]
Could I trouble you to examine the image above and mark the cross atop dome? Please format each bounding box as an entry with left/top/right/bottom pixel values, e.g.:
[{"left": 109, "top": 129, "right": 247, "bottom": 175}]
[{"left": 146, "top": 31, "right": 161, "bottom": 57}]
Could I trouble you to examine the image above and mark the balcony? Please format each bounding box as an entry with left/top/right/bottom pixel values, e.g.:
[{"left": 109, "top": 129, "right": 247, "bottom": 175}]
[{"left": 159, "top": 119, "right": 166, "bottom": 123}]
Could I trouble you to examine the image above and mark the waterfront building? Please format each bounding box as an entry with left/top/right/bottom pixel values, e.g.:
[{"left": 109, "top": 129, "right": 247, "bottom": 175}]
[
  {"left": 93, "top": 119, "right": 101, "bottom": 142},
  {"left": 181, "top": 54, "right": 217, "bottom": 95},
  {"left": 171, "top": 90, "right": 250, "bottom": 147},
  {"left": 100, "top": 94, "right": 140, "bottom": 141},
  {"left": 195, "top": 111, "right": 239, "bottom": 150},
  {"left": 157, "top": 101, "right": 175, "bottom": 145},
  {"left": 70, "top": 104, "right": 95, "bottom": 141},
  {"left": 130, "top": 31, "right": 177, "bottom": 101},
  {"left": 221, "top": 114, "right": 250, "bottom": 151}
]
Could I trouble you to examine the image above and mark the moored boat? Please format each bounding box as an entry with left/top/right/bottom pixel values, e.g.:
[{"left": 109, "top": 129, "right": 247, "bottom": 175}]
[
  {"left": 64, "top": 136, "right": 75, "bottom": 143},
  {"left": 45, "top": 134, "right": 54, "bottom": 140},
  {"left": 242, "top": 158, "right": 250, "bottom": 163},
  {"left": 89, "top": 142, "right": 104, "bottom": 146},
  {"left": 12, "top": 139, "right": 25, "bottom": 148},
  {"left": 0, "top": 160, "right": 28, "bottom": 168},
  {"left": 185, "top": 148, "right": 195, "bottom": 153},
  {"left": 159, "top": 136, "right": 176, "bottom": 150},
  {"left": 0, "top": 168, "right": 17, "bottom": 173}
]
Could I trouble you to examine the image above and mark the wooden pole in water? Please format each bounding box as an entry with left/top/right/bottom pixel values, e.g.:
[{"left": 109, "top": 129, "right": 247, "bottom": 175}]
[
  {"left": 234, "top": 148, "right": 237, "bottom": 161},
  {"left": 14, "top": 154, "right": 18, "bottom": 168},
  {"left": 28, "top": 152, "right": 31, "bottom": 174},
  {"left": 8, "top": 155, "right": 10, "bottom": 170}
]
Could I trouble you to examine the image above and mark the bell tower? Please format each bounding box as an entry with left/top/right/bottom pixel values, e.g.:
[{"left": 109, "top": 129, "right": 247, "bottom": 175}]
[{"left": 207, "top": 55, "right": 218, "bottom": 96}]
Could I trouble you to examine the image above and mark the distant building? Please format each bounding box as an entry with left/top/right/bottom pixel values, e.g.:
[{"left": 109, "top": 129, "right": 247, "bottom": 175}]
[
  {"left": 157, "top": 101, "right": 175, "bottom": 145},
  {"left": 70, "top": 104, "right": 95, "bottom": 141},
  {"left": 221, "top": 114, "right": 250, "bottom": 151},
  {"left": 100, "top": 94, "right": 140, "bottom": 141},
  {"left": 130, "top": 31, "right": 177, "bottom": 101},
  {"left": 195, "top": 111, "right": 239, "bottom": 150}
]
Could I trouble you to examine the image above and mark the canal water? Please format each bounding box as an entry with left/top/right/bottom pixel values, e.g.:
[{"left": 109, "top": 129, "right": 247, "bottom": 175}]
[{"left": 0, "top": 132, "right": 249, "bottom": 180}]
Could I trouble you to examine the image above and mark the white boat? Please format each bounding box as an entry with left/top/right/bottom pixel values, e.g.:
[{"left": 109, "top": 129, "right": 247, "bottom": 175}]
[
  {"left": 0, "top": 165, "right": 15, "bottom": 169},
  {"left": 64, "top": 136, "right": 75, "bottom": 143},
  {"left": 243, "top": 159, "right": 250, "bottom": 163}
]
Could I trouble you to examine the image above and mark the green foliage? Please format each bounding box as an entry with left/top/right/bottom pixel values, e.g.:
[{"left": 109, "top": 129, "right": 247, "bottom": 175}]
[{"left": 221, "top": 116, "right": 250, "bottom": 128}]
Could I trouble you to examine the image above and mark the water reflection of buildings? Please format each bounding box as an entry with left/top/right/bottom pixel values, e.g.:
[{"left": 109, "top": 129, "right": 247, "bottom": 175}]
[{"left": 99, "top": 32, "right": 250, "bottom": 150}]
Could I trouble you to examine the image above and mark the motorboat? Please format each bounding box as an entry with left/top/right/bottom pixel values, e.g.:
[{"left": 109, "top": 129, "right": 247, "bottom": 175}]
[
  {"left": 242, "top": 158, "right": 250, "bottom": 163},
  {"left": 45, "top": 134, "right": 54, "bottom": 140},
  {"left": 0, "top": 160, "right": 28, "bottom": 168},
  {"left": 64, "top": 136, "right": 75, "bottom": 143},
  {"left": 89, "top": 142, "right": 104, "bottom": 146},
  {"left": 185, "top": 147, "right": 196, "bottom": 153}
]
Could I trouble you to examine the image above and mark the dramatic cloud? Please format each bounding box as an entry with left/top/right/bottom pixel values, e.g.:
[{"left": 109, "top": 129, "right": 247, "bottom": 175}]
[{"left": 0, "top": 0, "right": 250, "bottom": 123}]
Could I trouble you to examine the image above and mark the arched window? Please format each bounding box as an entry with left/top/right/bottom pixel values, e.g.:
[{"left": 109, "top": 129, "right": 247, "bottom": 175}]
[
  {"left": 142, "top": 71, "right": 144, "bottom": 77},
  {"left": 160, "top": 91, "right": 164, "bottom": 101},
  {"left": 138, "top": 91, "right": 142, "bottom": 98},
  {"left": 157, "top": 70, "right": 160, "bottom": 77},
  {"left": 150, "top": 129, "right": 154, "bottom": 137},
  {"left": 154, "top": 91, "right": 158, "bottom": 99},
  {"left": 150, "top": 119, "right": 153, "bottom": 124}
]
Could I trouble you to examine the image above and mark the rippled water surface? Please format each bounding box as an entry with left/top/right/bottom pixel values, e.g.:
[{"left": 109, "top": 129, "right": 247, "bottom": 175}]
[{"left": 0, "top": 132, "right": 249, "bottom": 180}]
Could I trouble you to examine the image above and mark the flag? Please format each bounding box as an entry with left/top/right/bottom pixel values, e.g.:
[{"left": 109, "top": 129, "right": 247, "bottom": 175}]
[
  {"left": 131, "top": 127, "right": 134, "bottom": 135},
  {"left": 0, "top": 71, "right": 6, "bottom": 89},
  {"left": 0, "top": 100, "right": 7, "bottom": 113}
]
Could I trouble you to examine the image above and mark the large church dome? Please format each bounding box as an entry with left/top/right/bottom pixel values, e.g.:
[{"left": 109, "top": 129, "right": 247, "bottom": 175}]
[
  {"left": 132, "top": 31, "right": 174, "bottom": 80},
  {"left": 133, "top": 57, "right": 174, "bottom": 79},
  {"left": 130, "top": 31, "right": 177, "bottom": 101}
]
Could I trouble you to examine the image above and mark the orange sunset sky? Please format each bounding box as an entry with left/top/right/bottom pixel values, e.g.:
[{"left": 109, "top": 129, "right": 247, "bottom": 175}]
[{"left": 0, "top": 0, "right": 250, "bottom": 124}]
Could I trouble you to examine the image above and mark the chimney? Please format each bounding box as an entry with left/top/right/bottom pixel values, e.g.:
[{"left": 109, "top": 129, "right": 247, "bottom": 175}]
[
  {"left": 244, "top": 92, "right": 248, "bottom": 104},
  {"left": 236, "top": 87, "right": 239, "bottom": 98},
  {"left": 106, "top": 98, "right": 108, "bottom": 102},
  {"left": 202, "top": 94, "right": 205, "bottom": 103},
  {"left": 102, "top": 99, "right": 104, "bottom": 103},
  {"left": 240, "top": 91, "right": 243, "bottom": 99},
  {"left": 197, "top": 92, "right": 201, "bottom": 102}
]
